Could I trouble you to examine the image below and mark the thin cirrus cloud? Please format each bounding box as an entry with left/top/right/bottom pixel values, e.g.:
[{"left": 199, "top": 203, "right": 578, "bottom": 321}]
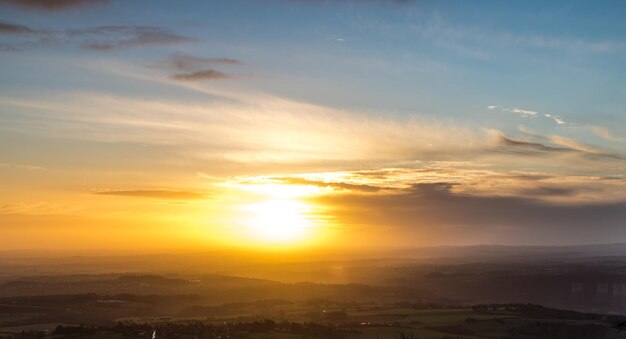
[
  {"left": 93, "top": 189, "right": 206, "bottom": 200},
  {"left": 0, "top": 23, "right": 194, "bottom": 51},
  {"left": 0, "top": 0, "right": 109, "bottom": 11}
]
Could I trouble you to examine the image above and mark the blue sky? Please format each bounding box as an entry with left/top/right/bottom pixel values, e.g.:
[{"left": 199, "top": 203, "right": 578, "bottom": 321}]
[
  {"left": 1, "top": 0, "right": 626, "bottom": 250},
  {"left": 2, "top": 1, "right": 626, "bottom": 134}
]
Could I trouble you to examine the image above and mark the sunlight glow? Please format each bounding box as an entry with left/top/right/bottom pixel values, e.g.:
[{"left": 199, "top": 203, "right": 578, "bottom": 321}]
[
  {"left": 221, "top": 178, "right": 335, "bottom": 246},
  {"left": 244, "top": 199, "right": 313, "bottom": 243}
]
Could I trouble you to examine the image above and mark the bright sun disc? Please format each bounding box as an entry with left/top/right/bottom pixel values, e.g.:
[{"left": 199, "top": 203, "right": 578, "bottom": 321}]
[{"left": 245, "top": 199, "right": 312, "bottom": 243}]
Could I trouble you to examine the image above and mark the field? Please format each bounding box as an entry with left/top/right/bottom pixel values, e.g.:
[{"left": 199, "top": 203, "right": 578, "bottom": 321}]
[{"left": 2, "top": 302, "right": 616, "bottom": 339}]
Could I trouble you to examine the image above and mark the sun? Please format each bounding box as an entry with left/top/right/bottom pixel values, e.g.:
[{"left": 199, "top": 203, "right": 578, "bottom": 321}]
[
  {"left": 222, "top": 178, "right": 329, "bottom": 245},
  {"left": 244, "top": 198, "right": 313, "bottom": 244}
]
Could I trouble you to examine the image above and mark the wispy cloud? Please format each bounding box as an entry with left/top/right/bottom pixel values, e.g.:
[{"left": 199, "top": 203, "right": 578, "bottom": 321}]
[
  {"left": 0, "top": 24, "right": 194, "bottom": 52},
  {"left": 548, "top": 135, "right": 602, "bottom": 154},
  {"left": 0, "top": 162, "right": 44, "bottom": 171},
  {"left": 0, "top": 0, "right": 109, "bottom": 11},
  {"left": 590, "top": 125, "right": 625, "bottom": 143},
  {"left": 75, "top": 26, "right": 195, "bottom": 50},
  {"left": 93, "top": 189, "right": 206, "bottom": 200},
  {"left": 510, "top": 108, "right": 538, "bottom": 117},
  {"left": 170, "top": 70, "right": 233, "bottom": 81},
  {"left": 488, "top": 105, "right": 567, "bottom": 125},
  {"left": 0, "top": 91, "right": 484, "bottom": 164},
  {"left": 494, "top": 131, "right": 626, "bottom": 161},
  {"left": 0, "top": 43, "right": 20, "bottom": 51},
  {"left": 153, "top": 53, "right": 242, "bottom": 71},
  {"left": 496, "top": 134, "right": 571, "bottom": 154},
  {"left": 277, "top": 177, "right": 383, "bottom": 192},
  {"left": 152, "top": 53, "right": 243, "bottom": 81},
  {"left": 283, "top": 0, "right": 413, "bottom": 4},
  {"left": 543, "top": 113, "right": 567, "bottom": 125},
  {"left": 328, "top": 36, "right": 346, "bottom": 43},
  {"left": 0, "top": 22, "right": 37, "bottom": 34},
  {"left": 0, "top": 201, "right": 81, "bottom": 215}
]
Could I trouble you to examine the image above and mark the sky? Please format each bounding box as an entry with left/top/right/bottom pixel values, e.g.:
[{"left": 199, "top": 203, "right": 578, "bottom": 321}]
[{"left": 1, "top": 0, "right": 626, "bottom": 252}]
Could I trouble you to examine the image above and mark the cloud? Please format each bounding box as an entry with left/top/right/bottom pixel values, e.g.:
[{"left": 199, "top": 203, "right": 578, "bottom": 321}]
[
  {"left": 328, "top": 36, "right": 346, "bottom": 43},
  {"left": 283, "top": 0, "right": 413, "bottom": 4},
  {"left": 495, "top": 132, "right": 626, "bottom": 161},
  {"left": 548, "top": 135, "right": 601, "bottom": 154},
  {"left": 0, "top": 91, "right": 485, "bottom": 165},
  {"left": 510, "top": 108, "right": 538, "bottom": 117},
  {"left": 496, "top": 134, "right": 571, "bottom": 154},
  {"left": 519, "top": 186, "right": 578, "bottom": 197},
  {"left": 590, "top": 126, "right": 624, "bottom": 143},
  {"left": 154, "top": 53, "right": 242, "bottom": 71},
  {"left": 0, "top": 43, "right": 20, "bottom": 51},
  {"left": 315, "top": 181, "right": 626, "bottom": 245},
  {"left": 543, "top": 113, "right": 567, "bottom": 125},
  {"left": 170, "top": 69, "right": 233, "bottom": 81},
  {"left": 0, "top": 202, "right": 81, "bottom": 215},
  {"left": 488, "top": 105, "right": 567, "bottom": 125},
  {"left": 234, "top": 163, "right": 626, "bottom": 207},
  {"left": 151, "top": 53, "right": 242, "bottom": 81},
  {"left": 93, "top": 189, "right": 206, "bottom": 200},
  {"left": 277, "top": 177, "right": 383, "bottom": 192},
  {"left": 0, "top": 162, "right": 44, "bottom": 171},
  {"left": 0, "top": 22, "right": 36, "bottom": 34},
  {"left": 0, "top": 24, "right": 194, "bottom": 52},
  {"left": 77, "top": 26, "right": 194, "bottom": 51},
  {"left": 0, "top": 0, "right": 109, "bottom": 11}
]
